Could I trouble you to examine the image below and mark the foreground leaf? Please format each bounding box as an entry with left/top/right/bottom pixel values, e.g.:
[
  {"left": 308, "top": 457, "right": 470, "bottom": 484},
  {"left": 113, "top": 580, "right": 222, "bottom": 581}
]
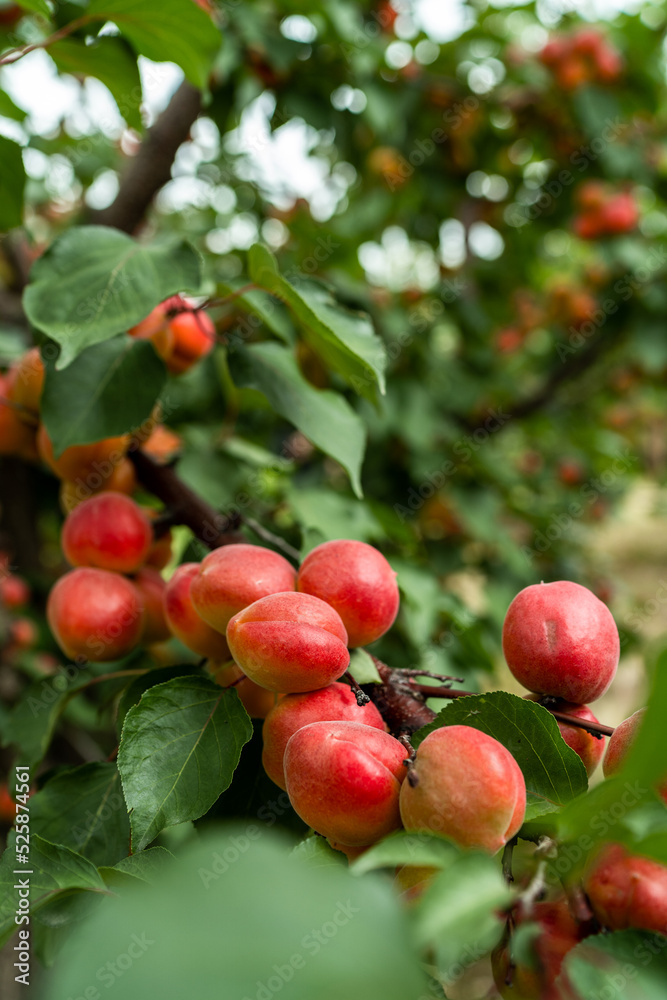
[
  {"left": 23, "top": 227, "right": 201, "bottom": 367},
  {"left": 0, "top": 135, "right": 26, "bottom": 231},
  {"left": 41, "top": 336, "right": 167, "bottom": 455},
  {"left": 230, "top": 341, "right": 366, "bottom": 497},
  {"left": 413, "top": 691, "right": 588, "bottom": 821},
  {"left": 118, "top": 677, "right": 253, "bottom": 851},
  {"left": 50, "top": 37, "right": 143, "bottom": 131},
  {"left": 42, "top": 827, "right": 428, "bottom": 1000},
  {"left": 559, "top": 930, "right": 667, "bottom": 999}
]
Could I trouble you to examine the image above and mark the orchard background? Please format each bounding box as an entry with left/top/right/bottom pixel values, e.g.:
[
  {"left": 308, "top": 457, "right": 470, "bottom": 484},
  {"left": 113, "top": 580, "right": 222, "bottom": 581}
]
[{"left": 1, "top": 0, "right": 667, "bottom": 997}]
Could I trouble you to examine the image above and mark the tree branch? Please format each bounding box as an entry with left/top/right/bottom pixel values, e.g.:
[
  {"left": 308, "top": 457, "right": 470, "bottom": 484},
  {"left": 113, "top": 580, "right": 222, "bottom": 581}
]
[{"left": 89, "top": 81, "right": 202, "bottom": 234}]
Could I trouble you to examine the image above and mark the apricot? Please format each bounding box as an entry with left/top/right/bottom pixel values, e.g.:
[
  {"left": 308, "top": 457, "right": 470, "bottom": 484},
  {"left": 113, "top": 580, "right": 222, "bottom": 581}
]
[
  {"left": 502, "top": 581, "right": 619, "bottom": 704},
  {"left": 226, "top": 591, "right": 349, "bottom": 693},
  {"left": 0, "top": 574, "right": 30, "bottom": 609},
  {"left": 296, "top": 539, "right": 399, "bottom": 647},
  {"left": 47, "top": 567, "right": 144, "bottom": 662},
  {"left": 37, "top": 424, "right": 128, "bottom": 482},
  {"left": 133, "top": 567, "right": 170, "bottom": 644},
  {"left": 262, "top": 682, "right": 386, "bottom": 789},
  {"left": 207, "top": 660, "right": 280, "bottom": 719},
  {"left": 128, "top": 304, "right": 175, "bottom": 362},
  {"left": 585, "top": 844, "right": 667, "bottom": 934},
  {"left": 525, "top": 695, "right": 605, "bottom": 776},
  {"left": 283, "top": 720, "right": 407, "bottom": 846},
  {"left": 8, "top": 348, "right": 44, "bottom": 417},
  {"left": 167, "top": 309, "right": 216, "bottom": 374},
  {"left": 62, "top": 493, "right": 152, "bottom": 573},
  {"left": 399, "top": 726, "right": 526, "bottom": 853},
  {"left": 0, "top": 784, "right": 17, "bottom": 824},
  {"left": 59, "top": 457, "right": 137, "bottom": 513},
  {"left": 601, "top": 708, "right": 667, "bottom": 802},
  {"left": 145, "top": 527, "right": 173, "bottom": 570},
  {"left": 492, "top": 898, "right": 585, "bottom": 1000},
  {"left": 163, "top": 563, "right": 231, "bottom": 660},
  {"left": 0, "top": 375, "right": 38, "bottom": 457},
  {"left": 191, "top": 543, "right": 297, "bottom": 634}
]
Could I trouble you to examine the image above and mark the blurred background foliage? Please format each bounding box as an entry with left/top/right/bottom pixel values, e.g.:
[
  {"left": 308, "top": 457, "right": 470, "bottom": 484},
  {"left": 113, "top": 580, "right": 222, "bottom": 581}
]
[{"left": 2, "top": 0, "right": 667, "bottom": 747}]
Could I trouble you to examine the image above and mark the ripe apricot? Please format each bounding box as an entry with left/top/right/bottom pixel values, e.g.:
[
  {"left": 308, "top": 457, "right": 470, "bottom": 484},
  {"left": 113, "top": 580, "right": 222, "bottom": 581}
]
[
  {"left": 47, "top": 567, "right": 144, "bottom": 662},
  {"left": 62, "top": 493, "right": 152, "bottom": 573},
  {"left": 163, "top": 563, "right": 231, "bottom": 660}
]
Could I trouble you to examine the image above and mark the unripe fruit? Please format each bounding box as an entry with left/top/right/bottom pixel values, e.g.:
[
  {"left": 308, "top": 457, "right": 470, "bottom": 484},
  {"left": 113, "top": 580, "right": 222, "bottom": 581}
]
[
  {"left": 399, "top": 726, "right": 526, "bottom": 853},
  {"left": 284, "top": 720, "right": 406, "bottom": 846},
  {"left": 133, "top": 567, "right": 170, "bottom": 644},
  {"left": 262, "top": 682, "right": 386, "bottom": 789},
  {"left": 47, "top": 567, "right": 144, "bottom": 662},
  {"left": 167, "top": 310, "right": 215, "bottom": 374},
  {"left": 525, "top": 695, "right": 605, "bottom": 776},
  {"left": 37, "top": 425, "right": 128, "bottom": 482},
  {"left": 585, "top": 844, "right": 667, "bottom": 933},
  {"left": 62, "top": 493, "right": 152, "bottom": 573},
  {"left": 191, "top": 543, "right": 296, "bottom": 634},
  {"left": 296, "top": 539, "right": 399, "bottom": 647},
  {"left": 226, "top": 591, "right": 349, "bottom": 693},
  {"left": 8, "top": 348, "right": 44, "bottom": 417},
  {"left": 502, "top": 581, "right": 619, "bottom": 704},
  {"left": 163, "top": 563, "right": 231, "bottom": 660}
]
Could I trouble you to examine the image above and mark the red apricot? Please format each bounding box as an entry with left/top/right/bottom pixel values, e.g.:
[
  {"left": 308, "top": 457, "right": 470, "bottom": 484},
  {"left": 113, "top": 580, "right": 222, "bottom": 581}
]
[
  {"left": 603, "top": 708, "right": 644, "bottom": 777},
  {"left": 163, "top": 563, "right": 231, "bottom": 660},
  {"left": 283, "top": 720, "right": 406, "bottom": 846},
  {"left": 262, "top": 682, "right": 386, "bottom": 789},
  {"left": 585, "top": 844, "right": 667, "bottom": 933},
  {"left": 133, "top": 567, "right": 170, "bottom": 644},
  {"left": 0, "top": 574, "right": 30, "bottom": 609},
  {"left": 47, "top": 567, "right": 144, "bottom": 662},
  {"left": 502, "top": 581, "right": 619, "bottom": 704},
  {"left": 399, "top": 726, "right": 526, "bottom": 853},
  {"left": 62, "top": 493, "right": 152, "bottom": 573},
  {"left": 167, "top": 309, "right": 215, "bottom": 374},
  {"left": 226, "top": 591, "right": 349, "bottom": 693},
  {"left": 191, "top": 543, "right": 297, "bottom": 634},
  {"left": 297, "top": 539, "right": 399, "bottom": 647},
  {"left": 525, "top": 696, "right": 606, "bottom": 777}
]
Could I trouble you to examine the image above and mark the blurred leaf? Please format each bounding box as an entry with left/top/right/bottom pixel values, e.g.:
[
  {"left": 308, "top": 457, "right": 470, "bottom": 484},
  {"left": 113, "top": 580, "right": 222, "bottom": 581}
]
[
  {"left": 41, "top": 336, "right": 167, "bottom": 455},
  {"left": 41, "top": 828, "right": 428, "bottom": 1000},
  {"left": 413, "top": 692, "right": 588, "bottom": 822},
  {"left": 50, "top": 36, "right": 143, "bottom": 131},
  {"left": 288, "top": 486, "right": 383, "bottom": 544},
  {"left": 2, "top": 673, "right": 90, "bottom": 768},
  {"left": 352, "top": 830, "right": 459, "bottom": 875},
  {"left": 85, "top": 0, "right": 221, "bottom": 90},
  {"left": 0, "top": 90, "right": 26, "bottom": 121},
  {"left": 23, "top": 227, "right": 201, "bottom": 367},
  {"left": 118, "top": 677, "right": 253, "bottom": 851},
  {"left": 28, "top": 763, "right": 129, "bottom": 868},
  {"left": 248, "top": 244, "right": 386, "bottom": 402},
  {"left": 230, "top": 341, "right": 366, "bottom": 497},
  {"left": 0, "top": 135, "right": 25, "bottom": 230},
  {"left": 559, "top": 930, "right": 667, "bottom": 999}
]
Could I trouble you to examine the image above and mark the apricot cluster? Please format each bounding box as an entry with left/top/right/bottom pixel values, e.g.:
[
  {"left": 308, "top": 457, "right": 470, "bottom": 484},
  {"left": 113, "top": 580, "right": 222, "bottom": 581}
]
[
  {"left": 0, "top": 553, "right": 36, "bottom": 659},
  {"left": 47, "top": 493, "right": 171, "bottom": 662},
  {"left": 128, "top": 295, "right": 215, "bottom": 374},
  {"left": 573, "top": 182, "right": 638, "bottom": 240},
  {"left": 540, "top": 28, "right": 623, "bottom": 90}
]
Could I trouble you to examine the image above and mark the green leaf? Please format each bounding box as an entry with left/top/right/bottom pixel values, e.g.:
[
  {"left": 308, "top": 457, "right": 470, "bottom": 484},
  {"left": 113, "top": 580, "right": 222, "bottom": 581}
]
[
  {"left": 248, "top": 244, "right": 386, "bottom": 402},
  {"left": 0, "top": 135, "right": 26, "bottom": 231},
  {"left": 99, "top": 847, "right": 174, "bottom": 890},
  {"left": 116, "top": 664, "right": 204, "bottom": 737},
  {"left": 41, "top": 828, "right": 428, "bottom": 1000},
  {"left": 28, "top": 763, "right": 130, "bottom": 868},
  {"left": 219, "top": 281, "right": 296, "bottom": 344},
  {"left": 229, "top": 341, "right": 366, "bottom": 497},
  {"left": 118, "top": 677, "right": 253, "bottom": 851},
  {"left": 0, "top": 90, "right": 27, "bottom": 121},
  {"left": 413, "top": 853, "right": 512, "bottom": 983},
  {"left": 348, "top": 648, "right": 382, "bottom": 685},
  {"left": 50, "top": 36, "right": 143, "bottom": 131},
  {"left": 2, "top": 672, "right": 90, "bottom": 768},
  {"left": 0, "top": 834, "right": 107, "bottom": 947},
  {"left": 559, "top": 930, "right": 667, "bottom": 999},
  {"left": 41, "top": 336, "right": 167, "bottom": 455},
  {"left": 413, "top": 691, "right": 588, "bottom": 822},
  {"left": 352, "top": 830, "right": 459, "bottom": 876},
  {"left": 85, "top": 0, "right": 221, "bottom": 91},
  {"left": 13, "top": 0, "right": 50, "bottom": 14},
  {"left": 23, "top": 226, "right": 201, "bottom": 368},
  {"left": 290, "top": 837, "right": 347, "bottom": 868}
]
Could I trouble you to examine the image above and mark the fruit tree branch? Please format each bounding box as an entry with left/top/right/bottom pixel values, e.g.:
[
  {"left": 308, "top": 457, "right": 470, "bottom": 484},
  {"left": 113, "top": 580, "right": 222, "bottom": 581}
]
[{"left": 89, "top": 81, "right": 202, "bottom": 234}]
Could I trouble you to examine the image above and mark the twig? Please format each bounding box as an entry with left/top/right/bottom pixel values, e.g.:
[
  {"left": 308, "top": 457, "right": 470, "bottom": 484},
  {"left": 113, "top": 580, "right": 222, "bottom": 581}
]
[
  {"left": 0, "top": 16, "right": 93, "bottom": 66},
  {"left": 342, "top": 670, "right": 371, "bottom": 706},
  {"left": 242, "top": 515, "right": 300, "bottom": 564}
]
